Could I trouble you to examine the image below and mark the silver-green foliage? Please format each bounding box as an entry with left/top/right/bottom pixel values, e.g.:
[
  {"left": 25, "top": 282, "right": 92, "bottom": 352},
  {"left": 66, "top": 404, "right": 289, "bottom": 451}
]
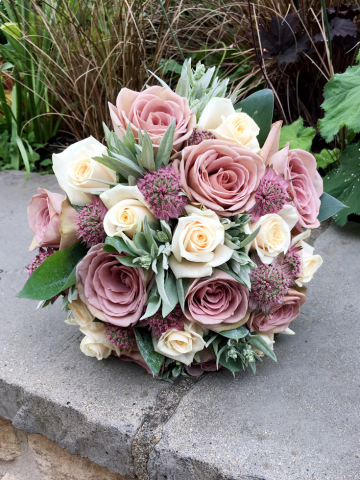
[
  {"left": 217, "top": 214, "right": 258, "bottom": 289},
  {"left": 93, "top": 120, "right": 176, "bottom": 182}
]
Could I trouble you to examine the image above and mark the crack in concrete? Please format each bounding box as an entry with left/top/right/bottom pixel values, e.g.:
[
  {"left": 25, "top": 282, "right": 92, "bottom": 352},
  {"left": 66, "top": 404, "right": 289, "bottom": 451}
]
[{"left": 131, "top": 375, "right": 204, "bottom": 480}]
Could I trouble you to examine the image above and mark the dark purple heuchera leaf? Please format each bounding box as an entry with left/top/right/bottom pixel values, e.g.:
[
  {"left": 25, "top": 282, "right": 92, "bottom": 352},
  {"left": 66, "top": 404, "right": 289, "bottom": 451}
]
[
  {"left": 260, "top": 13, "right": 310, "bottom": 66},
  {"left": 314, "top": 17, "right": 359, "bottom": 51},
  {"left": 327, "top": 4, "right": 360, "bottom": 20}
]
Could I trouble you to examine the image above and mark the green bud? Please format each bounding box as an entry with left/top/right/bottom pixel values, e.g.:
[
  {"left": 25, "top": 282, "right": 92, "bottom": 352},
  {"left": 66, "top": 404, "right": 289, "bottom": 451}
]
[
  {"left": 140, "top": 254, "right": 153, "bottom": 268},
  {"left": 155, "top": 231, "right": 169, "bottom": 243}
]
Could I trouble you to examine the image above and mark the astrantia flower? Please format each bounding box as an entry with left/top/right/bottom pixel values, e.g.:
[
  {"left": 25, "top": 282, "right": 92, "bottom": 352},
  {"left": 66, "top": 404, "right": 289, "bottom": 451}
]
[
  {"left": 104, "top": 324, "right": 136, "bottom": 350},
  {"left": 76, "top": 196, "right": 107, "bottom": 247},
  {"left": 147, "top": 304, "right": 184, "bottom": 338},
  {"left": 26, "top": 247, "right": 55, "bottom": 276},
  {"left": 283, "top": 243, "right": 302, "bottom": 278},
  {"left": 137, "top": 165, "right": 188, "bottom": 221},
  {"left": 187, "top": 129, "right": 216, "bottom": 146},
  {"left": 249, "top": 254, "right": 294, "bottom": 315},
  {"left": 248, "top": 167, "right": 292, "bottom": 221}
]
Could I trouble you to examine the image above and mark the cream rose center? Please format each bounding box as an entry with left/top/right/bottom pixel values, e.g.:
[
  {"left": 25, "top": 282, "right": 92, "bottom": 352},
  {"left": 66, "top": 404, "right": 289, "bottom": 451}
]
[
  {"left": 72, "top": 158, "right": 92, "bottom": 184},
  {"left": 183, "top": 222, "right": 215, "bottom": 253},
  {"left": 117, "top": 207, "right": 137, "bottom": 227}
]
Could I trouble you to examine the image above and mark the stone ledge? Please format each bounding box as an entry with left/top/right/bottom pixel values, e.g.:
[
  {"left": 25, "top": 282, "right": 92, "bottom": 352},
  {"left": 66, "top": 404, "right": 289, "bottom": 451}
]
[{"left": 1, "top": 171, "right": 359, "bottom": 480}]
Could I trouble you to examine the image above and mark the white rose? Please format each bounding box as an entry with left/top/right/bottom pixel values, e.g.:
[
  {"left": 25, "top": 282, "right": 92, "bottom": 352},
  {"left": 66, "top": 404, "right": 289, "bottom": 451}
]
[
  {"left": 53, "top": 137, "right": 116, "bottom": 206},
  {"left": 153, "top": 321, "right": 207, "bottom": 365},
  {"left": 65, "top": 298, "right": 94, "bottom": 327},
  {"left": 292, "top": 230, "right": 323, "bottom": 286},
  {"left": 100, "top": 185, "right": 157, "bottom": 239},
  {"left": 79, "top": 322, "right": 117, "bottom": 360},
  {"left": 168, "top": 205, "right": 233, "bottom": 278},
  {"left": 251, "top": 332, "right": 275, "bottom": 357},
  {"left": 197, "top": 97, "right": 260, "bottom": 152},
  {"left": 245, "top": 205, "right": 298, "bottom": 264}
]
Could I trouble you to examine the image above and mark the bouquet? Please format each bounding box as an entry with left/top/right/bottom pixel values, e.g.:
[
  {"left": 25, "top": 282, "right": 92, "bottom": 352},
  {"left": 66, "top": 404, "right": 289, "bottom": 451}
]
[{"left": 18, "top": 60, "right": 342, "bottom": 380}]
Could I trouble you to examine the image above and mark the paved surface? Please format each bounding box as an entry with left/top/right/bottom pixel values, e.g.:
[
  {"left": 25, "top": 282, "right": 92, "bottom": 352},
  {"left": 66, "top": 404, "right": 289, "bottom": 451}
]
[{"left": 1, "top": 171, "right": 359, "bottom": 480}]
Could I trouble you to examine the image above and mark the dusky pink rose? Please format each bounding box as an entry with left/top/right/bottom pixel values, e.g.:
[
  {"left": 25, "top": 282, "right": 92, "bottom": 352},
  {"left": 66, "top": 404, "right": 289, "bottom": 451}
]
[
  {"left": 118, "top": 347, "right": 153, "bottom": 374},
  {"left": 76, "top": 244, "right": 152, "bottom": 327},
  {"left": 185, "top": 348, "right": 221, "bottom": 376},
  {"left": 267, "top": 145, "right": 323, "bottom": 230},
  {"left": 27, "top": 188, "right": 65, "bottom": 251},
  {"left": 248, "top": 288, "right": 307, "bottom": 333},
  {"left": 108, "top": 86, "right": 196, "bottom": 151},
  {"left": 184, "top": 269, "right": 249, "bottom": 327},
  {"left": 177, "top": 139, "right": 265, "bottom": 216}
]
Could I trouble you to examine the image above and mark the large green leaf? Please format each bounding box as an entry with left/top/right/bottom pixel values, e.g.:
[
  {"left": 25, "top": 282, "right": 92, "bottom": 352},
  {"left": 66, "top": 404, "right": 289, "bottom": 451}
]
[
  {"left": 234, "top": 89, "right": 274, "bottom": 147},
  {"left": 317, "top": 192, "right": 348, "bottom": 222},
  {"left": 218, "top": 326, "right": 249, "bottom": 339},
  {"left": 279, "top": 117, "right": 316, "bottom": 151},
  {"left": 133, "top": 327, "right": 164, "bottom": 375},
  {"left": 155, "top": 119, "right": 176, "bottom": 169},
  {"left": 218, "top": 350, "right": 244, "bottom": 373},
  {"left": 323, "top": 142, "right": 359, "bottom": 225},
  {"left": 319, "top": 64, "right": 360, "bottom": 142},
  {"left": 17, "top": 242, "right": 88, "bottom": 301},
  {"left": 314, "top": 148, "right": 340, "bottom": 170}
]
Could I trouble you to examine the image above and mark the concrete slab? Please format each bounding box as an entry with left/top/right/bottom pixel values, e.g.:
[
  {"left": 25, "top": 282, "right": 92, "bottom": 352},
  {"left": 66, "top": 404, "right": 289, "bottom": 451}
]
[
  {"left": 1, "top": 171, "right": 359, "bottom": 480},
  {"left": 148, "top": 221, "right": 360, "bottom": 480},
  {"left": 0, "top": 171, "right": 171, "bottom": 477}
]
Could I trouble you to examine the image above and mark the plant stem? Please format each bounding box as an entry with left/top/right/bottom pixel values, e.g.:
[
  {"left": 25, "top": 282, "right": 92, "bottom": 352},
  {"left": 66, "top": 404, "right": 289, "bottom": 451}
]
[
  {"left": 157, "top": 0, "right": 185, "bottom": 61},
  {"left": 320, "top": 0, "right": 332, "bottom": 62}
]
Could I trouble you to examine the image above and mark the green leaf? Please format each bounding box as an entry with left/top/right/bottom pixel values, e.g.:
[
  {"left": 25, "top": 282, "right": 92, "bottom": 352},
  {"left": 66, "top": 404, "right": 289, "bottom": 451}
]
[
  {"left": 218, "top": 350, "right": 244, "bottom": 373},
  {"left": 143, "top": 217, "right": 158, "bottom": 255},
  {"left": 175, "top": 62, "right": 190, "bottom": 97},
  {"left": 133, "top": 230, "right": 150, "bottom": 253},
  {"left": 314, "top": 148, "right": 340, "bottom": 170},
  {"left": 115, "top": 255, "right": 141, "bottom": 267},
  {"left": 155, "top": 119, "right": 176, "bottom": 169},
  {"left": 319, "top": 64, "right": 360, "bottom": 142},
  {"left": 323, "top": 142, "right": 360, "bottom": 225},
  {"left": 318, "top": 192, "right": 348, "bottom": 222},
  {"left": 237, "top": 225, "right": 260, "bottom": 249},
  {"left": 162, "top": 270, "right": 178, "bottom": 317},
  {"left": 248, "top": 336, "right": 277, "bottom": 362},
  {"left": 155, "top": 261, "right": 170, "bottom": 305},
  {"left": 279, "top": 118, "right": 316, "bottom": 151},
  {"left": 17, "top": 242, "right": 88, "bottom": 301},
  {"left": 234, "top": 89, "right": 274, "bottom": 148},
  {"left": 141, "top": 293, "right": 161, "bottom": 320},
  {"left": 141, "top": 130, "right": 156, "bottom": 170},
  {"left": 176, "top": 278, "right": 189, "bottom": 312},
  {"left": 133, "top": 327, "right": 164, "bottom": 375},
  {"left": 103, "top": 236, "right": 136, "bottom": 256},
  {"left": 218, "top": 326, "right": 249, "bottom": 339}
]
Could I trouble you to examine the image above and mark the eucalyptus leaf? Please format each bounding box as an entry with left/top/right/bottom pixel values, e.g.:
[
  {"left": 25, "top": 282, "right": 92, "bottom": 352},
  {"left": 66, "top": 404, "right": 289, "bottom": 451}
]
[
  {"left": 317, "top": 192, "right": 348, "bottom": 222},
  {"left": 156, "top": 261, "right": 170, "bottom": 305},
  {"left": 141, "top": 293, "right": 161, "bottom": 320},
  {"left": 238, "top": 226, "right": 261, "bottom": 248},
  {"left": 134, "top": 327, "right": 164, "bottom": 375},
  {"left": 17, "top": 242, "right": 87, "bottom": 301},
  {"left": 115, "top": 255, "right": 141, "bottom": 267},
  {"left": 218, "top": 349, "right": 244, "bottom": 373},
  {"left": 176, "top": 277, "right": 189, "bottom": 312},
  {"left": 219, "top": 326, "right": 249, "bottom": 339}
]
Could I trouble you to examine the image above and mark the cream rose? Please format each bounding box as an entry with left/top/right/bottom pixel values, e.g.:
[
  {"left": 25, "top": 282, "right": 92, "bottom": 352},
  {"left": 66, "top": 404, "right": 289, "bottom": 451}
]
[
  {"left": 79, "top": 322, "right": 117, "bottom": 360},
  {"left": 65, "top": 298, "right": 94, "bottom": 327},
  {"left": 245, "top": 205, "right": 298, "bottom": 264},
  {"left": 292, "top": 230, "right": 323, "bottom": 286},
  {"left": 197, "top": 98, "right": 260, "bottom": 152},
  {"left": 100, "top": 185, "right": 157, "bottom": 239},
  {"left": 168, "top": 205, "right": 233, "bottom": 278},
  {"left": 53, "top": 137, "right": 116, "bottom": 206},
  {"left": 153, "top": 321, "right": 207, "bottom": 365}
]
